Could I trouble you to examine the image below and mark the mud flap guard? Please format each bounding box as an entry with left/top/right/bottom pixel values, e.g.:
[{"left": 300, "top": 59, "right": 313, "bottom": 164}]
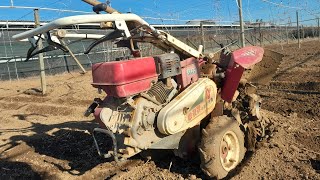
[
  {"left": 221, "top": 46, "right": 264, "bottom": 103},
  {"left": 244, "top": 49, "right": 283, "bottom": 85},
  {"left": 92, "top": 128, "right": 119, "bottom": 162}
]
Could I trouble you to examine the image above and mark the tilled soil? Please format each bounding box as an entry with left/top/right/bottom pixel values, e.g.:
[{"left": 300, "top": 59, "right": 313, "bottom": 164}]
[{"left": 0, "top": 40, "right": 319, "bottom": 180}]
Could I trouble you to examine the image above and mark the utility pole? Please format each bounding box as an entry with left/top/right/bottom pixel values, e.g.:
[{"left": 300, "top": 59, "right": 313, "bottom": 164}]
[
  {"left": 296, "top": 11, "right": 300, "bottom": 48},
  {"left": 237, "top": 0, "right": 245, "bottom": 47},
  {"left": 258, "top": 22, "right": 262, "bottom": 46},
  {"left": 34, "top": 9, "right": 47, "bottom": 95},
  {"left": 200, "top": 22, "right": 205, "bottom": 51}
]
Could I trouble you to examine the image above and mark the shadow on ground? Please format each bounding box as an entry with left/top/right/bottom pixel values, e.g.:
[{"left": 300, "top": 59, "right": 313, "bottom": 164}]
[
  {"left": 0, "top": 160, "right": 41, "bottom": 180},
  {"left": 0, "top": 119, "right": 110, "bottom": 176}
]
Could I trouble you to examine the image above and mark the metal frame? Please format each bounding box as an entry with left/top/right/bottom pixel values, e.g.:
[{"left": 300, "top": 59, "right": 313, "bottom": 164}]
[{"left": 12, "top": 13, "right": 158, "bottom": 41}]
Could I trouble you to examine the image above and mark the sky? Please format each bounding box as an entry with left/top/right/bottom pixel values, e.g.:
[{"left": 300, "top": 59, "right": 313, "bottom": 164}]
[{"left": 0, "top": 0, "right": 320, "bottom": 25}]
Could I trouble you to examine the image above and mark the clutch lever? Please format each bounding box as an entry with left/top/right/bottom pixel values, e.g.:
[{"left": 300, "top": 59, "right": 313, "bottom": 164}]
[{"left": 25, "top": 32, "right": 69, "bottom": 61}]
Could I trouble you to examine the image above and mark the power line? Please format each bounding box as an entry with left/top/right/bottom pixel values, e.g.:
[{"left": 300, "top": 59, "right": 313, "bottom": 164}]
[
  {"left": 0, "top": 6, "right": 93, "bottom": 14},
  {"left": 260, "top": 0, "right": 302, "bottom": 9}
]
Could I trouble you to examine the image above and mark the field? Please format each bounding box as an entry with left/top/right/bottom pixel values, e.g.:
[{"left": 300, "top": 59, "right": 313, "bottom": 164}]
[{"left": 0, "top": 40, "right": 319, "bottom": 179}]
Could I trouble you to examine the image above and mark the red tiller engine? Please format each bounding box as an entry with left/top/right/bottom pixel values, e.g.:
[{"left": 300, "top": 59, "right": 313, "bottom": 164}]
[
  {"left": 87, "top": 53, "right": 204, "bottom": 159},
  {"left": 91, "top": 53, "right": 201, "bottom": 98},
  {"left": 85, "top": 46, "right": 266, "bottom": 161}
]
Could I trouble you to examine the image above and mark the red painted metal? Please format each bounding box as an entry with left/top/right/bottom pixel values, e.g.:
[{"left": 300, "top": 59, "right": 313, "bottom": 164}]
[
  {"left": 93, "top": 108, "right": 105, "bottom": 128},
  {"left": 176, "top": 57, "right": 200, "bottom": 89},
  {"left": 221, "top": 46, "right": 264, "bottom": 102},
  {"left": 232, "top": 46, "right": 264, "bottom": 69},
  {"left": 221, "top": 60, "right": 244, "bottom": 103},
  {"left": 91, "top": 57, "right": 158, "bottom": 97}
]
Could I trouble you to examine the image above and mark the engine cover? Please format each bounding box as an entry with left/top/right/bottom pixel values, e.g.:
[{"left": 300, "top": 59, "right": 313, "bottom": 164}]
[{"left": 157, "top": 78, "right": 217, "bottom": 135}]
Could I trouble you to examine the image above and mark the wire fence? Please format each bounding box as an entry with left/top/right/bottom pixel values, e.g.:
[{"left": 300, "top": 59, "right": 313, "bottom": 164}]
[{"left": 1, "top": 17, "right": 320, "bottom": 81}]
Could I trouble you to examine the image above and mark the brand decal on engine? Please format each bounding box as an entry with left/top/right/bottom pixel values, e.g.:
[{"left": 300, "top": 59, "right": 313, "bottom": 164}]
[
  {"left": 186, "top": 68, "right": 196, "bottom": 75},
  {"left": 187, "top": 86, "right": 215, "bottom": 122}
]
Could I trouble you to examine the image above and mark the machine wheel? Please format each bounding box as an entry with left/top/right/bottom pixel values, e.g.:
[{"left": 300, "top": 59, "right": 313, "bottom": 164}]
[{"left": 199, "top": 116, "right": 246, "bottom": 179}]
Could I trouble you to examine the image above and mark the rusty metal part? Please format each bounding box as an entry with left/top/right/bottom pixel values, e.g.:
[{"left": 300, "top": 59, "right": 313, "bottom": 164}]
[
  {"left": 92, "top": 128, "right": 119, "bottom": 162},
  {"left": 245, "top": 122, "right": 258, "bottom": 151},
  {"left": 200, "top": 61, "right": 217, "bottom": 79},
  {"left": 211, "top": 101, "right": 224, "bottom": 117},
  {"left": 146, "top": 81, "right": 174, "bottom": 104},
  {"left": 248, "top": 93, "right": 262, "bottom": 120}
]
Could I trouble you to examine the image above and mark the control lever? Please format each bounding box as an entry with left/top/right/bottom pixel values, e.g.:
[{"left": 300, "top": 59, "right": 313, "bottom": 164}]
[
  {"left": 84, "top": 30, "right": 125, "bottom": 54},
  {"left": 84, "top": 98, "right": 103, "bottom": 117},
  {"left": 25, "top": 32, "right": 69, "bottom": 61}
]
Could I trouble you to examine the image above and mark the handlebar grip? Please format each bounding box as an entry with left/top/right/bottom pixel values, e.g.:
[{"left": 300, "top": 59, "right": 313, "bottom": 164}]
[{"left": 82, "top": 0, "right": 120, "bottom": 14}]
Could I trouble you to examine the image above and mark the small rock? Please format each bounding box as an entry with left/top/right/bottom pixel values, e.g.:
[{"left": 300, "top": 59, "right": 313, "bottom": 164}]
[
  {"left": 290, "top": 112, "right": 298, "bottom": 118},
  {"left": 23, "top": 88, "right": 43, "bottom": 96},
  {"left": 264, "top": 117, "right": 271, "bottom": 124},
  {"left": 271, "top": 140, "right": 285, "bottom": 150},
  {"left": 287, "top": 126, "right": 294, "bottom": 132},
  {"left": 282, "top": 123, "right": 289, "bottom": 128},
  {"left": 293, "top": 164, "right": 300, "bottom": 169},
  {"left": 293, "top": 158, "right": 299, "bottom": 163},
  {"left": 273, "top": 142, "right": 279, "bottom": 148},
  {"left": 290, "top": 145, "right": 300, "bottom": 152},
  {"left": 262, "top": 142, "right": 269, "bottom": 147},
  {"left": 188, "top": 174, "right": 197, "bottom": 180},
  {"left": 269, "top": 143, "right": 275, "bottom": 148}
]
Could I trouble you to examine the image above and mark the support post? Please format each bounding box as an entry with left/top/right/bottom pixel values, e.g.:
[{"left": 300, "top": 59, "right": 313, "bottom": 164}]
[
  {"left": 237, "top": 0, "right": 245, "bottom": 47},
  {"left": 286, "top": 25, "right": 289, "bottom": 44},
  {"left": 296, "top": 11, "right": 300, "bottom": 48},
  {"left": 318, "top": 18, "right": 320, "bottom": 40},
  {"left": 34, "top": 9, "right": 46, "bottom": 95},
  {"left": 259, "top": 23, "right": 262, "bottom": 46},
  {"left": 200, "top": 22, "right": 205, "bottom": 51},
  {"left": 58, "top": 39, "right": 86, "bottom": 74},
  {"left": 302, "top": 25, "right": 305, "bottom": 40}
]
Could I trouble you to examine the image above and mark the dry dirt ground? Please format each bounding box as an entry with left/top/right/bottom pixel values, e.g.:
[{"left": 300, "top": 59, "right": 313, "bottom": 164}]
[{"left": 0, "top": 40, "right": 319, "bottom": 180}]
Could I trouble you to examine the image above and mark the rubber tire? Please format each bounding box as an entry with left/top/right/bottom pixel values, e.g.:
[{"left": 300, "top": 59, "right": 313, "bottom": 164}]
[{"left": 199, "top": 116, "right": 246, "bottom": 179}]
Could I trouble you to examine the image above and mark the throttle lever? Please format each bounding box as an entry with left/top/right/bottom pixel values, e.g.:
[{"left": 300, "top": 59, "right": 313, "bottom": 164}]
[{"left": 84, "top": 30, "right": 124, "bottom": 54}]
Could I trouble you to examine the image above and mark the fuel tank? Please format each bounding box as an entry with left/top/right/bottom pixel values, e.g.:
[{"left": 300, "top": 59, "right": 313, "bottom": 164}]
[
  {"left": 91, "top": 57, "right": 158, "bottom": 97},
  {"left": 157, "top": 78, "right": 217, "bottom": 135}
]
